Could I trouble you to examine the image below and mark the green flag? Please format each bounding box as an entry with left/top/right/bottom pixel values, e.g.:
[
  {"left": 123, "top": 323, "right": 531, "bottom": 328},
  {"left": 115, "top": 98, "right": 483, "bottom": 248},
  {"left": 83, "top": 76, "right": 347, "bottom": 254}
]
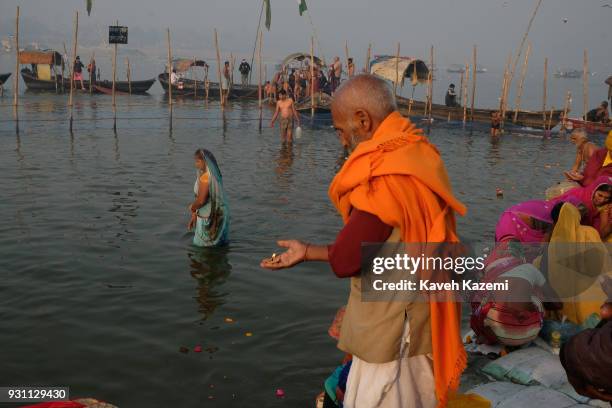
[
  {"left": 86, "top": 0, "right": 92, "bottom": 16},
  {"left": 264, "top": 0, "right": 271, "bottom": 30},
  {"left": 298, "top": 0, "right": 307, "bottom": 16}
]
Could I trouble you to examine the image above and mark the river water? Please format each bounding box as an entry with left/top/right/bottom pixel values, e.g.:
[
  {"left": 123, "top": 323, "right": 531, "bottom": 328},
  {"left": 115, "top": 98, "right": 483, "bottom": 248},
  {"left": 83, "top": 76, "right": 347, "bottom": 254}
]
[{"left": 0, "top": 88, "right": 605, "bottom": 407}]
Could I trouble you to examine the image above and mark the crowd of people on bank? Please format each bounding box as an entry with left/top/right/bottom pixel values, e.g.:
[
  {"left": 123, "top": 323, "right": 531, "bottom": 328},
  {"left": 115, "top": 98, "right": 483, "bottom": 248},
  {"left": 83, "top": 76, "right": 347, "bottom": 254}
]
[{"left": 265, "top": 55, "right": 353, "bottom": 103}]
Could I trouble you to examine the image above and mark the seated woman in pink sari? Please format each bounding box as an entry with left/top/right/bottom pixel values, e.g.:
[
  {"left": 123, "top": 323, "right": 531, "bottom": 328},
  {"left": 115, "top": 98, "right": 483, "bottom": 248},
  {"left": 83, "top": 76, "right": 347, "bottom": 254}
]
[
  {"left": 495, "top": 176, "right": 612, "bottom": 243},
  {"left": 495, "top": 200, "right": 560, "bottom": 243}
]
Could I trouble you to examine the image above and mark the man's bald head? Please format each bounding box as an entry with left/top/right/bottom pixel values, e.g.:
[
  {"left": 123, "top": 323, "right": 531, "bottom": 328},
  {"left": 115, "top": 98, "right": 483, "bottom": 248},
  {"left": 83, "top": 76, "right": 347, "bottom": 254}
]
[
  {"left": 331, "top": 74, "right": 398, "bottom": 151},
  {"left": 332, "top": 74, "right": 397, "bottom": 123}
]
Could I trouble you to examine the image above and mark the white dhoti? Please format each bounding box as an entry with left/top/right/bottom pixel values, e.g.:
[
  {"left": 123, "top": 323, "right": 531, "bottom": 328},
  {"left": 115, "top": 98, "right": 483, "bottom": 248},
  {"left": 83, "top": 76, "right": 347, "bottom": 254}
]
[{"left": 343, "top": 321, "right": 437, "bottom": 408}]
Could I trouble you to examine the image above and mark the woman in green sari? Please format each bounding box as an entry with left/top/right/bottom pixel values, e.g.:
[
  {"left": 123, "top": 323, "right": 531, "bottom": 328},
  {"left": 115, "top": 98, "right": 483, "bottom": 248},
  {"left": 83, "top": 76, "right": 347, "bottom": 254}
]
[{"left": 188, "top": 149, "right": 230, "bottom": 247}]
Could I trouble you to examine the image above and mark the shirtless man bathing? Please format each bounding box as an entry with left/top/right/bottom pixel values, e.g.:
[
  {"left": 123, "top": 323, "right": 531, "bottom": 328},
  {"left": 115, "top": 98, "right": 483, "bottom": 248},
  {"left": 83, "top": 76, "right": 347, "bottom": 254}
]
[{"left": 270, "top": 89, "right": 301, "bottom": 142}]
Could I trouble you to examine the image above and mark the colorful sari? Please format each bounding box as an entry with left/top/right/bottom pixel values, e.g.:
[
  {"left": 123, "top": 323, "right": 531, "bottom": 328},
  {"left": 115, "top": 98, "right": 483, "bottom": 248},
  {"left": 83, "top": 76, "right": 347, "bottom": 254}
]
[
  {"left": 495, "top": 200, "right": 558, "bottom": 243},
  {"left": 547, "top": 203, "right": 610, "bottom": 325},
  {"left": 193, "top": 149, "right": 230, "bottom": 247},
  {"left": 494, "top": 193, "right": 586, "bottom": 243},
  {"left": 556, "top": 175, "right": 612, "bottom": 232}
]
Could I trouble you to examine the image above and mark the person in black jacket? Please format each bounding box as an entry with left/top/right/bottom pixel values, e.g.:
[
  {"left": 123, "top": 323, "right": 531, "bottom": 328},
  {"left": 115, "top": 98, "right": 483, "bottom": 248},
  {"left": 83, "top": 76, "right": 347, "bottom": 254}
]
[
  {"left": 445, "top": 83, "right": 458, "bottom": 107},
  {"left": 239, "top": 59, "right": 251, "bottom": 86}
]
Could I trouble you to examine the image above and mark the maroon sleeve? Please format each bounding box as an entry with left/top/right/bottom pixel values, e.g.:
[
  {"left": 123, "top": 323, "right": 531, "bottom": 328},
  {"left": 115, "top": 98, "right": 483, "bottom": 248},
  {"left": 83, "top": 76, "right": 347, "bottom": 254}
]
[
  {"left": 582, "top": 148, "right": 606, "bottom": 186},
  {"left": 327, "top": 209, "right": 393, "bottom": 278}
]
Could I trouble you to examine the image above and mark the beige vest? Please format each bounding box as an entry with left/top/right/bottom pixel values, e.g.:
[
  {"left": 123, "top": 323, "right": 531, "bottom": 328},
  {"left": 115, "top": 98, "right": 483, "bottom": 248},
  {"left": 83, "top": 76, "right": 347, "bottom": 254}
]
[{"left": 337, "top": 228, "right": 433, "bottom": 363}]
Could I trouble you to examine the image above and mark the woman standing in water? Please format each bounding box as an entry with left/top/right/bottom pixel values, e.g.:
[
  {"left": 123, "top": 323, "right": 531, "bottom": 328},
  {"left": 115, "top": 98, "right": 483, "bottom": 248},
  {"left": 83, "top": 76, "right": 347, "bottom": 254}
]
[{"left": 188, "top": 149, "right": 230, "bottom": 247}]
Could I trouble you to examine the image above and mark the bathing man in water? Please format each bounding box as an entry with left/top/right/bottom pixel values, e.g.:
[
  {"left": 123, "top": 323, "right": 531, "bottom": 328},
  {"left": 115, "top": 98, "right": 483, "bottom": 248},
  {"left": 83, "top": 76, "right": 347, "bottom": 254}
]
[{"left": 270, "top": 89, "right": 301, "bottom": 142}]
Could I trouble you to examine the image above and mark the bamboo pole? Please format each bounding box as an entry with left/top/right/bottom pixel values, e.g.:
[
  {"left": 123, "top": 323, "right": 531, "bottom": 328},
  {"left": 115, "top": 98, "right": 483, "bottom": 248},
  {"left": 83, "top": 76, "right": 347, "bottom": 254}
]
[
  {"left": 470, "top": 45, "right": 477, "bottom": 121},
  {"left": 365, "top": 43, "right": 371, "bottom": 73},
  {"left": 166, "top": 28, "right": 173, "bottom": 103},
  {"left": 69, "top": 11, "right": 79, "bottom": 132},
  {"left": 498, "top": 65, "right": 507, "bottom": 112},
  {"left": 193, "top": 57, "right": 198, "bottom": 99},
  {"left": 542, "top": 57, "right": 548, "bottom": 128},
  {"left": 111, "top": 20, "right": 118, "bottom": 131},
  {"left": 126, "top": 57, "right": 132, "bottom": 95},
  {"left": 408, "top": 85, "right": 415, "bottom": 114},
  {"left": 345, "top": 40, "right": 350, "bottom": 78},
  {"left": 498, "top": 59, "right": 509, "bottom": 130},
  {"left": 13, "top": 6, "right": 20, "bottom": 112},
  {"left": 583, "top": 49, "right": 588, "bottom": 120},
  {"left": 513, "top": 42, "right": 531, "bottom": 123},
  {"left": 63, "top": 43, "right": 71, "bottom": 94},
  {"left": 459, "top": 70, "right": 464, "bottom": 105},
  {"left": 424, "top": 70, "right": 432, "bottom": 116},
  {"left": 264, "top": 64, "right": 267, "bottom": 101},
  {"left": 500, "top": 52, "right": 512, "bottom": 129},
  {"left": 503, "top": 53, "right": 513, "bottom": 113},
  {"left": 257, "top": 30, "right": 263, "bottom": 130},
  {"left": 88, "top": 51, "right": 94, "bottom": 94},
  {"left": 53, "top": 64, "right": 58, "bottom": 94},
  {"left": 205, "top": 64, "right": 209, "bottom": 104},
  {"left": 428, "top": 45, "right": 434, "bottom": 120},
  {"left": 61, "top": 43, "right": 66, "bottom": 93},
  {"left": 507, "top": 0, "right": 543, "bottom": 95},
  {"left": 227, "top": 52, "right": 234, "bottom": 100},
  {"left": 393, "top": 42, "right": 400, "bottom": 96},
  {"left": 547, "top": 106, "right": 554, "bottom": 130},
  {"left": 310, "top": 36, "right": 315, "bottom": 117},
  {"left": 166, "top": 28, "right": 173, "bottom": 128},
  {"left": 112, "top": 20, "right": 118, "bottom": 108},
  {"left": 214, "top": 29, "right": 224, "bottom": 109},
  {"left": 562, "top": 91, "right": 571, "bottom": 128},
  {"left": 463, "top": 63, "right": 470, "bottom": 124}
]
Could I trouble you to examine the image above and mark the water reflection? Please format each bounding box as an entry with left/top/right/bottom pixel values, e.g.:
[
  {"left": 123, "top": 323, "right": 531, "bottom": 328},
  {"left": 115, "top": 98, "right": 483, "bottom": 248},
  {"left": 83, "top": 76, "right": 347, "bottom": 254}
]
[
  {"left": 487, "top": 135, "right": 502, "bottom": 165},
  {"left": 187, "top": 247, "right": 232, "bottom": 320},
  {"left": 108, "top": 190, "right": 139, "bottom": 245},
  {"left": 275, "top": 141, "right": 294, "bottom": 185},
  {"left": 113, "top": 128, "right": 121, "bottom": 162},
  {"left": 15, "top": 132, "right": 23, "bottom": 163}
]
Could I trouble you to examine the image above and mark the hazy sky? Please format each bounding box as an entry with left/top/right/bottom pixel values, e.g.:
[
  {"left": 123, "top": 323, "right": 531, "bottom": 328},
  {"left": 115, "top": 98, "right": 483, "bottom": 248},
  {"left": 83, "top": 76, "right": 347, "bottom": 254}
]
[{"left": 1, "top": 0, "right": 611, "bottom": 72}]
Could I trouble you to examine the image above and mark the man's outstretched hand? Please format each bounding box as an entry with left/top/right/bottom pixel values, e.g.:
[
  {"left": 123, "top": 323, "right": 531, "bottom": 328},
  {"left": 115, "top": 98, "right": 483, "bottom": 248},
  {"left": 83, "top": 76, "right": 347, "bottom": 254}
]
[{"left": 260, "top": 240, "right": 307, "bottom": 270}]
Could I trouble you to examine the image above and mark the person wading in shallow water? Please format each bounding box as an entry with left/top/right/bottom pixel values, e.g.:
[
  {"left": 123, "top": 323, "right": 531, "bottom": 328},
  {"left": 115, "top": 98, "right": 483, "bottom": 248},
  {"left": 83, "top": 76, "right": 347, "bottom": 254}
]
[
  {"left": 269, "top": 90, "right": 300, "bottom": 142},
  {"left": 261, "top": 74, "right": 467, "bottom": 408},
  {"left": 188, "top": 149, "right": 230, "bottom": 247}
]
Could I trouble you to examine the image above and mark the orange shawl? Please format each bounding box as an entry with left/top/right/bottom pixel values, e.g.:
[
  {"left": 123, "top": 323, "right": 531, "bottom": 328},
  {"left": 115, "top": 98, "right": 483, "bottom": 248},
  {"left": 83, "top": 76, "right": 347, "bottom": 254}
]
[{"left": 328, "top": 111, "right": 467, "bottom": 408}]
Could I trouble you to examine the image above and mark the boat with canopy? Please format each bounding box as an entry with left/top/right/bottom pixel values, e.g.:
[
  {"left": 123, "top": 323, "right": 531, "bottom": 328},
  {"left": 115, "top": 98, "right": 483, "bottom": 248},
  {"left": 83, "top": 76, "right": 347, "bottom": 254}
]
[
  {"left": 371, "top": 55, "right": 563, "bottom": 129},
  {"left": 19, "top": 49, "right": 155, "bottom": 94},
  {"left": 158, "top": 58, "right": 259, "bottom": 99}
]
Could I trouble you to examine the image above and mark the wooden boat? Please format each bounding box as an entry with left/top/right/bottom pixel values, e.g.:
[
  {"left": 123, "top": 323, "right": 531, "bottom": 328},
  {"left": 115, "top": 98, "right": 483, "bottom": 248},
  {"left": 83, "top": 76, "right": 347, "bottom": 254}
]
[
  {"left": 158, "top": 73, "right": 259, "bottom": 99},
  {"left": 295, "top": 92, "right": 332, "bottom": 114},
  {"left": 21, "top": 69, "right": 155, "bottom": 94},
  {"left": 369, "top": 54, "right": 561, "bottom": 129},
  {"left": 553, "top": 69, "right": 582, "bottom": 79},
  {"left": 93, "top": 84, "right": 130, "bottom": 96},
  {"left": 158, "top": 58, "right": 259, "bottom": 99},
  {"left": 396, "top": 96, "right": 564, "bottom": 129},
  {"left": 566, "top": 118, "right": 612, "bottom": 135},
  {"left": 0, "top": 72, "right": 10, "bottom": 85},
  {"left": 18, "top": 50, "right": 154, "bottom": 94},
  {"left": 370, "top": 55, "right": 429, "bottom": 86},
  {"left": 447, "top": 64, "right": 487, "bottom": 74}
]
